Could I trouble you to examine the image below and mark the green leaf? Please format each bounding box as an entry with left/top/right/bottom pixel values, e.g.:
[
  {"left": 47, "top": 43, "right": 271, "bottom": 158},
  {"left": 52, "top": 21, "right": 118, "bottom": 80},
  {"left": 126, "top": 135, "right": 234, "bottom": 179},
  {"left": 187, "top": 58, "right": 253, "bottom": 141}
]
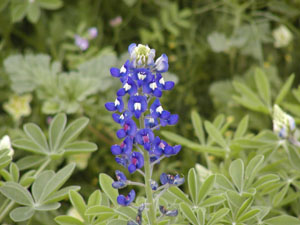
[
  {"left": 99, "top": 173, "right": 119, "bottom": 206},
  {"left": 27, "top": 2, "right": 41, "bottom": 23},
  {"left": 233, "top": 81, "right": 268, "bottom": 114},
  {"left": 13, "top": 139, "right": 46, "bottom": 155},
  {"left": 180, "top": 202, "right": 198, "bottom": 225},
  {"left": 198, "top": 175, "right": 215, "bottom": 204},
  {"left": 161, "top": 131, "right": 201, "bottom": 148},
  {"left": 236, "top": 198, "right": 253, "bottom": 219},
  {"left": 88, "top": 190, "right": 102, "bottom": 207},
  {"left": 238, "top": 208, "right": 260, "bottom": 222},
  {"left": 264, "top": 215, "right": 300, "bottom": 225},
  {"left": 69, "top": 190, "right": 87, "bottom": 221},
  {"left": 32, "top": 170, "right": 55, "bottom": 203},
  {"left": 287, "top": 144, "right": 300, "bottom": 170},
  {"left": 234, "top": 115, "right": 249, "bottom": 139},
  {"left": 245, "top": 155, "right": 264, "bottom": 188},
  {"left": 37, "top": 0, "right": 63, "bottom": 10},
  {"left": 60, "top": 117, "right": 89, "bottom": 147},
  {"left": 168, "top": 186, "right": 193, "bottom": 206},
  {"left": 85, "top": 206, "right": 114, "bottom": 216},
  {"left": 255, "top": 68, "right": 271, "bottom": 106},
  {"left": 191, "top": 110, "right": 205, "bottom": 144},
  {"left": 188, "top": 168, "right": 199, "bottom": 204},
  {"left": 55, "top": 215, "right": 85, "bottom": 225},
  {"left": 229, "top": 159, "right": 244, "bottom": 192},
  {"left": 19, "top": 170, "right": 35, "bottom": 187},
  {"left": 207, "top": 208, "right": 230, "bottom": 225},
  {"left": 10, "top": 163, "right": 19, "bottom": 182},
  {"left": 64, "top": 141, "right": 97, "bottom": 155},
  {"left": 11, "top": 1, "right": 28, "bottom": 22},
  {"left": 17, "top": 155, "right": 46, "bottom": 170},
  {"left": 10, "top": 206, "right": 34, "bottom": 222},
  {"left": 49, "top": 113, "right": 67, "bottom": 152},
  {"left": 197, "top": 208, "right": 206, "bottom": 225},
  {"left": 107, "top": 219, "right": 128, "bottom": 225},
  {"left": 215, "top": 174, "right": 235, "bottom": 191},
  {"left": 275, "top": 74, "right": 294, "bottom": 104},
  {"left": 201, "top": 195, "right": 225, "bottom": 207},
  {"left": 24, "top": 123, "right": 49, "bottom": 153},
  {"left": 0, "top": 169, "right": 13, "bottom": 181},
  {"left": 253, "top": 174, "right": 280, "bottom": 190},
  {"left": 39, "top": 163, "right": 76, "bottom": 202},
  {"left": 0, "top": 181, "right": 34, "bottom": 205},
  {"left": 204, "top": 121, "right": 227, "bottom": 148},
  {"left": 44, "top": 186, "right": 80, "bottom": 203},
  {"left": 115, "top": 207, "right": 136, "bottom": 220},
  {"left": 272, "top": 184, "right": 289, "bottom": 206},
  {"left": 34, "top": 202, "right": 61, "bottom": 211}
]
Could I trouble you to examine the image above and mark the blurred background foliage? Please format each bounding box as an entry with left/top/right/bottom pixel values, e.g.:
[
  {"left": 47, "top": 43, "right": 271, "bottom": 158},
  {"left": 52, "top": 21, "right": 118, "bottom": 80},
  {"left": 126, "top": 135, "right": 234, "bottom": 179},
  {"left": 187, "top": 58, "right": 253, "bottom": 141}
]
[{"left": 1, "top": 0, "right": 300, "bottom": 202}]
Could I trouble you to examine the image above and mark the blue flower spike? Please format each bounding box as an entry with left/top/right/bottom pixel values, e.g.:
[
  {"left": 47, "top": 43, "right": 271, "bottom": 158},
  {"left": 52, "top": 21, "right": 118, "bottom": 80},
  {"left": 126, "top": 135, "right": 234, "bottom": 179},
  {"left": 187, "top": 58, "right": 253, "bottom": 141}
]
[{"left": 105, "top": 44, "right": 183, "bottom": 220}]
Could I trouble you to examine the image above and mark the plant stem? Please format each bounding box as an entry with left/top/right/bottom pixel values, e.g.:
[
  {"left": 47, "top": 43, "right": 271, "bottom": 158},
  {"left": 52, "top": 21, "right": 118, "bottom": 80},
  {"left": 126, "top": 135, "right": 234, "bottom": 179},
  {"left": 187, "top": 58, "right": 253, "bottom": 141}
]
[
  {"left": 139, "top": 113, "right": 157, "bottom": 224},
  {"left": 0, "top": 158, "right": 51, "bottom": 223}
]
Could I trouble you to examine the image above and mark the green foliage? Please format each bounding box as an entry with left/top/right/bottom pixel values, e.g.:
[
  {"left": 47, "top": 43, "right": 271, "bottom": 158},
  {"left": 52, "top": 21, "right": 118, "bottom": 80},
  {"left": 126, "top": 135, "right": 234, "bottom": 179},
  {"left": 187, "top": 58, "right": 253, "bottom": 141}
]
[{"left": 13, "top": 113, "right": 97, "bottom": 158}]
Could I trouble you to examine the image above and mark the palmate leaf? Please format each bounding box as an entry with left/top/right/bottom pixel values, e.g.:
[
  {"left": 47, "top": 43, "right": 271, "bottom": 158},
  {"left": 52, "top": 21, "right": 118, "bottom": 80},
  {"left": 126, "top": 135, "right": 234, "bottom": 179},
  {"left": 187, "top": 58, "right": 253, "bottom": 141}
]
[
  {"left": 36, "top": 163, "right": 76, "bottom": 203},
  {"left": 0, "top": 181, "right": 34, "bottom": 206},
  {"left": 13, "top": 114, "right": 97, "bottom": 156}
]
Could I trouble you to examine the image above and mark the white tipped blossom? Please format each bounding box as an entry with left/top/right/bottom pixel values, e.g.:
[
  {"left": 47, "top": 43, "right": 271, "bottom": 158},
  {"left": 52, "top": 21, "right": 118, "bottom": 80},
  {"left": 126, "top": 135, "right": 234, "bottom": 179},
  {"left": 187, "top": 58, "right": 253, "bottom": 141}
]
[
  {"left": 0, "top": 135, "right": 14, "bottom": 157},
  {"left": 273, "top": 25, "right": 293, "bottom": 48},
  {"left": 273, "top": 104, "right": 296, "bottom": 138}
]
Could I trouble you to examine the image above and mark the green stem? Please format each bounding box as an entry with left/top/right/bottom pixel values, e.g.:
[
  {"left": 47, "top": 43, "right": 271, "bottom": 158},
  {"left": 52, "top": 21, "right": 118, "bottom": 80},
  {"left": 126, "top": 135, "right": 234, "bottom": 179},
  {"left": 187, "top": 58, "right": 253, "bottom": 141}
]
[
  {"left": 0, "top": 158, "right": 51, "bottom": 223},
  {"left": 139, "top": 113, "right": 157, "bottom": 224}
]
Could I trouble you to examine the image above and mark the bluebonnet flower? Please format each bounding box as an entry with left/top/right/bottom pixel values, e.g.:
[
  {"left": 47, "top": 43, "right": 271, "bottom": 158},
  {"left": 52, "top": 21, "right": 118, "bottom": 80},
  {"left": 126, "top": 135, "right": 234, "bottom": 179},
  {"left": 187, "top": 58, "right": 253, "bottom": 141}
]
[
  {"left": 117, "top": 189, "right": 136, "bottom": 206},
  {"left": 111, "top": 137, "right": 133, "bottom": 155},
  {"left": 128, "top": 96, "right": 147, "bottom": 118},
  {"left": 150, "top": 99, "right": 170, "bottom": 119},
  {"left": 110, "top": 60, "right": 131, "bottom": 79},
  {"left": 115, "top": 151, "right": 144, "bottom": 173},
  {"left": 153, "top": 137, "right": 181, "bottom": 157},
  {"left": 129, "top": 43, "right": 155, "bottom": 67},
  {"left": 150, "top": 180, "right": 158, "bottom": 190},
  {"left": 154, "top": 54, "right": 169, "bottom": 73},
  {"left": 156, "top": 74, "right": 174, "bottom": 91},
  {"left": 112, "top": 170, "right": 127, "bottom": 189},
  {"left": 159, "top": 206, "right": 178, "bottom": 217},
  {"left": 128, "top": 152, "right": 144, "bottom": 173},
  {"left": 136, "top": 129, "right": 154, "bottom": 151},
  {"left": 273, "top": 104, "right": 296, "bottom": 139},
  {"left": 143, "top": 78, "right": 162, "bottom": 98},
  {"left": 145, "top": 116, "right": 159, "bottom": 130},
  {"left": 116, "top": 119, "right": 137, "bottom": 139},
  {"left": 117, "top": 77, "right": 138, "bottom": 96},
  {"left": 161, "top": 114, "right": 179, "bottom": 127},
  {"left": 133, "top": 68, "right": 153, "bottom": 87},
  {"left": 105, "top": 43, "right": 183, "bottom": 212},
  {"left": 160, "top": 173, "right": 185, "bottom": 186},
  {"left": 105, "top": 96, "right": 124, "bottom": 112},
  {"left": 112, "top": 110, "right": 132, "bottom": 126}
]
